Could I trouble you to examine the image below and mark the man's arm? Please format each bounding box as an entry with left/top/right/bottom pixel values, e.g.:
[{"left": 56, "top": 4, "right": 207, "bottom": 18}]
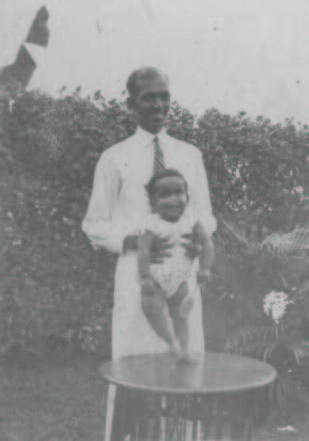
[
  {"left": 181, "top": 149, "right": 217, "bottom": 259},
  {"left": 192, "top": 150, "right": 217, "bottom": 236},
  {"left": 81, "top": 152, "right": 127, "bottom": 254},
  {"left": 193, "top": 222, "right": 214, "bottom": 271}
]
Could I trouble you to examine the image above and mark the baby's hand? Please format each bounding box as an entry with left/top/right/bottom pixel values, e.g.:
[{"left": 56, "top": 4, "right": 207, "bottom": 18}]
[
  {"left": 192, "top": 221, "right": 205, "bottom": 238},
  {"left": 197, "top": 268, "right": 211, "bottom": 285}
]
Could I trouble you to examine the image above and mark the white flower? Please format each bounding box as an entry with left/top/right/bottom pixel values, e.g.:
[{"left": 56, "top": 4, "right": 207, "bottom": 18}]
[
  {"left": 294, "top": 186, "right": 303, "bottom": 194},
  {"left": 263, "top": 291, "right": 295, "bottom": 324}
]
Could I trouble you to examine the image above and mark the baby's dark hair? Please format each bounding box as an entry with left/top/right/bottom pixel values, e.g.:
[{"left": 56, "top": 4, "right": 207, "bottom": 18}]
[{"left": 145, "top": 169, "right": 188, "bottom": 207}]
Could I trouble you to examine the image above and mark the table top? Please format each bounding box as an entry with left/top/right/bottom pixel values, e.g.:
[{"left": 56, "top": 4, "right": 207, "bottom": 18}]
[{"left": 99, "top": 352, "right": 277, "bottom": 395}]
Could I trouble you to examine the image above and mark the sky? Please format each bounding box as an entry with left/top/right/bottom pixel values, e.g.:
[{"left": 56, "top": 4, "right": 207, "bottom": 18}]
[{"left": 1, "top": 0, "right": 309, "bottom": 123}]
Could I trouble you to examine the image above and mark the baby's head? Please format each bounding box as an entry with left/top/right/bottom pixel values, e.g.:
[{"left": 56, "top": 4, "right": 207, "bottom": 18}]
[{"left": 146, "top": 169, "right": 189, "bottom": 223}]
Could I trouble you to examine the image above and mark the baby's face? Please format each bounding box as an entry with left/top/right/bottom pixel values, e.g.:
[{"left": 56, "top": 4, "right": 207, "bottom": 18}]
[{"left": 152, "top": 176, "right": 188, "bottom": 222}]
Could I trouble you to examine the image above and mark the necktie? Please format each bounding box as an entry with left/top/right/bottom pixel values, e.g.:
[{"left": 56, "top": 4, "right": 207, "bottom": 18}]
[{"left": 153, "top": 136, "right": 165, "bottom": 175}]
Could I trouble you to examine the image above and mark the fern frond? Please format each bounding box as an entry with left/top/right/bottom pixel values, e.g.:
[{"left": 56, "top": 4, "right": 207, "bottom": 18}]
[
  {"left": 225, "top": 326, "right": 273, "bottom": 352},
  {"left": 218, "top": 217, "right": 309, "bottom": 262},
  {"left": 288, "top": 341, "right": 309, "bottom": 365},
  {"left": 261, "top": 227, "right": 309, "bottom": 257},
  {"left": 216, "top": 217, "right": 254, "bottom": 254},
  {"left": 273, "top": 373, "right": 304, "bottom": 416},
  {"left": 224, "top": 324, "right": 303, "bottom": 364},
  {"left": 299, "top": 281, "right": 309, "bottom": 294},
  {"left": 263, "top": 343, "right": 278, "bottom": 362}
]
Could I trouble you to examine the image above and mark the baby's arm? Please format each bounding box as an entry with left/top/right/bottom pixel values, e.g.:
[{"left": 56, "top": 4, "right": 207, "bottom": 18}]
[{"left": 193, "top": 222, "right": 214, "bottom": 282}]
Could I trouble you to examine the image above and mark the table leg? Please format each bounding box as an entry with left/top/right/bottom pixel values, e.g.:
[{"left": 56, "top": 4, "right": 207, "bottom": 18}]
[
  {"left": 194, "top": 416, "right": 254, "bottom": 441},
  {"left": 105, "top": 387, "right": 269, "bottom": 441},
  {"left": 108, "top": 388, "right": 163, "bottom": 441},
  {"left": 109, "top": 386, "right": 130, "bottom": 441},
  {"left": 105, "top": 384, "right": 117, "bottom": 441}
]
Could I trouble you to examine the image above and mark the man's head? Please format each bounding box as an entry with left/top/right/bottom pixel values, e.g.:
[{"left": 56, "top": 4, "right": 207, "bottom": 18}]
[
  {"left": 146, "top": 169, "right": 189, "bottom": 223},
  {"left": 127, "top": 67, "right": 171, "bottom": 134}
]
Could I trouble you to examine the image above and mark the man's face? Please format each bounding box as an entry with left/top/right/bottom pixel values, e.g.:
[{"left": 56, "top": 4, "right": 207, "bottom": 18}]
[
  {"left": 152, "top": 176, "right": 188, "bottom": 223},
  {"left": 129, "top": 75, "right": 171, "bottom": 134}
]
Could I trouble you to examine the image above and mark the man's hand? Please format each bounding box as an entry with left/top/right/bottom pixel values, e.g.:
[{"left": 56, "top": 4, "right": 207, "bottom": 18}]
[
  {"left": 181, "top": 232, "right": 203, "bottom": 260},
  {"left": 123, "top": 235, "right": 139, "bottom": 253},
  {"left": 123, "top": 233, "right": 173, "bottom": 263},
  {"left": 150, "top": 235, "right": 174, "bottom": 264}
]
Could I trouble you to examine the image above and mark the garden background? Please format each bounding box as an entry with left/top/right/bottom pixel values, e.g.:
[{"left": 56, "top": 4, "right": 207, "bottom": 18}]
[{"left": 1, "top": 82, "right": 309, "bottom": 439}]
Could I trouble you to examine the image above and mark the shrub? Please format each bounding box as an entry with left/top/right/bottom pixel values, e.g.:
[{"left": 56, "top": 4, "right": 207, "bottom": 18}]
[
  {"left": 1, "top": 87, "right": 309, "bottom": 361},
  {"left": 0, "top": 89, "right": 136, "bottom": 356}
]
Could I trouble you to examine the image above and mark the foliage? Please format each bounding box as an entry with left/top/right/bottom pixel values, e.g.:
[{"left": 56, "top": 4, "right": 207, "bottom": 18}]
[
  {"left": 1, "top": 87, "right": 309, "bottom": 366},
  {"left": 0, "top": 88, "right": 136, "bottom": 356},
  {"left": 196, "top": 110, "right": 309, "bottom": 240},
  {"left": 213, "top": 218, "right": 309, "bottom": 415}
]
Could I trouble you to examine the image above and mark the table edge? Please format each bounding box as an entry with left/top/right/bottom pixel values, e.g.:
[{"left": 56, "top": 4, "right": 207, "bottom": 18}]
[
  {"left": 101, "top": 370, "right": 277, "bottom": 395},
  {"left": 99, "top": 352, "right": 277, "bottom": 394}
]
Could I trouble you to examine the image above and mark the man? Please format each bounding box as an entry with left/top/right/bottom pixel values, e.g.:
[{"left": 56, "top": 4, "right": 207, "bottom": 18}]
[{"left": 82, "top": 67, "right": 216, "bottom": 440}]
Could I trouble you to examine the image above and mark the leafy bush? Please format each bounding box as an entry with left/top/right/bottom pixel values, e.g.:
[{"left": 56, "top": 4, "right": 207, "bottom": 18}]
[
  {"left": 1, "top": 87, "right": 309, "bottom": 364},
  {"left": 0, "top": 88, "right": 136, "bottom": 356},
  {"left": 214, "top": 219, "right": 309, "bottom": 415}
]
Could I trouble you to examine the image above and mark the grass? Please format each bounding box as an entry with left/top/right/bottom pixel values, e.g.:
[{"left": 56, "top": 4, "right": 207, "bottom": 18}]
[
  {"left": 0, "top": 347, "right": 308, "bottom": 441},
  {"left": 0, "top": 348, "right": 108, "bottom": 441}
]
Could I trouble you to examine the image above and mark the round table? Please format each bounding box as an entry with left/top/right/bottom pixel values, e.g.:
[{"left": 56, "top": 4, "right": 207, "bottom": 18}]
[{"left": 99, "top": 352, "right": 277, "bottom": 441}]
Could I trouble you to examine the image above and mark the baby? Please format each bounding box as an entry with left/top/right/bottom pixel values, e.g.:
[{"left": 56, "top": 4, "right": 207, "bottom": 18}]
[{"left": 138, "top": 169, "right": 213, "bottom": 363}]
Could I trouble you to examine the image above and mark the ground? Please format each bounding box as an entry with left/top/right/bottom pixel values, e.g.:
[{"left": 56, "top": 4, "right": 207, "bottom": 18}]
[{"left": 0, "top": 348, "right": 308, "bottom": 441}]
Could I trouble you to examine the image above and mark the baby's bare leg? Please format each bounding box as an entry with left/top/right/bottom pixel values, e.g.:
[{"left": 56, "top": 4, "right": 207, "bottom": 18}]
[
  {"left": 141, "top": 280, "right": 181, "bottom": 355},
  {"left": 167, "top": 282, "right": 197, "bottom": 363},
  {"left": 168, "top": 282, "right": 190, "bottom": 351}
]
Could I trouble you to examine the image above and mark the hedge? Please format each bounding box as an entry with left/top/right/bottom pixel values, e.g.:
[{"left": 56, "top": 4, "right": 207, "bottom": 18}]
[{"left": 1, "top": 86, "right": 309, "bottom": 356}]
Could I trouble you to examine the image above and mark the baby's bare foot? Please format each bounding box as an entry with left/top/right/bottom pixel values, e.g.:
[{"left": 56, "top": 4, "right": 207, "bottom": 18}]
[
  {"left": 176, "top": 352, "right": 199, "bottom": 364},
  {"left": 169, "top": 340, "right": 182, "bottom": 358}
]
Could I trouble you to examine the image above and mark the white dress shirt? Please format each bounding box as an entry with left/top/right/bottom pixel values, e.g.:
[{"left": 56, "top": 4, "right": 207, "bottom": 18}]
[
  {"left": 82, "top": 126, "right": 216, "bottom": 358},
  {"left": 82, "top": 126, "right": 216, "bottom": 254}
]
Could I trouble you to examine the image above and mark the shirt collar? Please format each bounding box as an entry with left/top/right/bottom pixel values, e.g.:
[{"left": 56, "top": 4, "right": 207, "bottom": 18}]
[{"left": 135, "top": 125, "right": 168, "bottom": 146}]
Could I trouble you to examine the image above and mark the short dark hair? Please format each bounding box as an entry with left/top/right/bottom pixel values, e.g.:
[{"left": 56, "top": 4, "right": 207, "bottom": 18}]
[
  {"left": 126, "top": 67, "right": 169, "bottom": 98},
  {"left": 145, "top": 169, "right": 188, "bottom": 204}
]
